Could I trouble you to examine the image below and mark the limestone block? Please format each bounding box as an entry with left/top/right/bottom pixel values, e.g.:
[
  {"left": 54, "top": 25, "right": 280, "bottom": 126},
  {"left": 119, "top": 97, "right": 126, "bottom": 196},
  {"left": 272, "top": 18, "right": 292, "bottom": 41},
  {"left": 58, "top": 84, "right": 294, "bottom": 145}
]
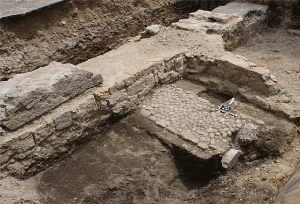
[
  {"left": 221, "top": 149, "right": 240, "bottom": 169},
  {"left": 158, "top": 71, "right": 181, "bottom": 84},
  {"left": 108, "top": 90, "right": 127, "bottom": 107},
  {"left": 0, "top": 62, "right": 102, "bottom": 130},
  {"left": 190, "top": 10, "right": 237, "bottom": 24}
]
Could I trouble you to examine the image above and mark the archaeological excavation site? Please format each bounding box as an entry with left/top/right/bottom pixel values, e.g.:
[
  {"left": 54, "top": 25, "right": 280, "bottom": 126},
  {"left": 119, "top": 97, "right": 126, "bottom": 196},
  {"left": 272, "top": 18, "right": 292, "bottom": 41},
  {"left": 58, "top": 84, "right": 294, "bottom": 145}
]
[{"left": 0, "top": 0, "right": 300, "bottom": 203}]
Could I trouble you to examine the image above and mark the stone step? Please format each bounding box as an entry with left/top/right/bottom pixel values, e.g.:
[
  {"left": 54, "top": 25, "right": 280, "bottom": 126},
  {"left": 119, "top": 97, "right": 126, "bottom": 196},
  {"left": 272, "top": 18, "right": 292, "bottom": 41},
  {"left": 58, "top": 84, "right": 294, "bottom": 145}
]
[{"left": 0, "top": 62, "right": 102, "bottom": 131}]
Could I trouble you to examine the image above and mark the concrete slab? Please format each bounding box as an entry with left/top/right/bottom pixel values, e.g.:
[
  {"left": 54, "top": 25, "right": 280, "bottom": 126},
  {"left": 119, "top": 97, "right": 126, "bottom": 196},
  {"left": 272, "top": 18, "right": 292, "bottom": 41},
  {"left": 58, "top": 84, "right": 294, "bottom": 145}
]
[{"left": 0, "top": 0, "right": 65, "bottom": 19}]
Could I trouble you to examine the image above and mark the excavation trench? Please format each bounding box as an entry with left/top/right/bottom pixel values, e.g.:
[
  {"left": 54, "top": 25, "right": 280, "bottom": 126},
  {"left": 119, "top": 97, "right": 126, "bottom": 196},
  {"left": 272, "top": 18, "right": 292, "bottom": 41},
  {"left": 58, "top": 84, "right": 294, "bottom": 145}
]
[
  {"left": 31, "top": 79, "right": 295, "bottom": 204},
  {"left": 0, "top": 1, "right": 300, "bottom": 204},
  {"left": 0, "top": 0, "right": 228, "bottom": 81}
]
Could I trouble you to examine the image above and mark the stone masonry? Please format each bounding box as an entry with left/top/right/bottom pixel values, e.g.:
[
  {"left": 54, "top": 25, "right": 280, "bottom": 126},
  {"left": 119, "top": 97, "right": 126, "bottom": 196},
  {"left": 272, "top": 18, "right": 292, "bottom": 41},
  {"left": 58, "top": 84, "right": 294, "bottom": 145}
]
[
  {"left": 173, "top": 2, "right": 268, "bottom": 50},
  {"left": 0, "top": 2, "right": 298, "bottom": 178},
  {"left": 140, "top": 85, "right": 245, "bottom": 159},
  {"left": 0, "top": 62, "right": 102, "bottom": 130}
]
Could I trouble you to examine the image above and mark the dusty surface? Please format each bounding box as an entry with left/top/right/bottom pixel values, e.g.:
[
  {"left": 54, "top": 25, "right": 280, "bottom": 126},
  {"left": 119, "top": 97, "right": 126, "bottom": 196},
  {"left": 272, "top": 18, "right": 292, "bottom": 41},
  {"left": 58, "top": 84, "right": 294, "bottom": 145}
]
[
  {"left": 0, "top": 0, "right": 207, "bottom": 81},
  {"left": 0, "top": 0, "right": 64, "bottom": 19},
  {"left": 0, "top": 106, "right": 297, "bottom": 204},
  {"left": 0, "top": 80, "right": 298, "bottom": 204},
  {"left": 233, "top": 28, "right": 300, "bottom": 98},
  {"left": 0, "top": 1, "right": 300, "bottom": 204}
]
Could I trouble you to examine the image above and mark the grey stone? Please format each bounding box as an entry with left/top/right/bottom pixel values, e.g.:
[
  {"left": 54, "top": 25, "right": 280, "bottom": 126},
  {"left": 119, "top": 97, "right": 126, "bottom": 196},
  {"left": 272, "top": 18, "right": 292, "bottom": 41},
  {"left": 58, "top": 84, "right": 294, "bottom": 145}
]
[
  {"left": 212, "top": 2, "right": 268, "bottom": 16},
  {"left": 53, "top": 111, "right": 73, "bottom": 130},
  {"left": 156, "top": 120, "right": 166, "bottom": 128},
  {"left": 235, "top": 123, "right": 258, "bottom": 146},
  {"left": 140, "top": 109, "right": 151, "bottom": 118},
  {"left": 221, "top": 149, "right": 240, "bottom": 169},
  {"left": 141, "top": 25, "right": 161, "bottom": 38},
  {"left": 0, "top": 108, "right": 7, "bottom": 122},
  {"left": 10, "top": 136, "right": 35, "bottom": 153},
  {"left": 149, "top": 116, "right": 156, "bottom": 122},
  {"left": 108, "top": 90, "right": 127, "bottom": 107},
  {"left": 182, "top": 132, "right": 199, "bottom": 144},
  {"left": 0, "top": 127, "right": 4, "bottom": 136},
  {"left": 198, "top": 142, "right": 208, "bottom": 150},
  {"left": 166, "top": 126, "right": 178, "bottom": 135},
  {"left": 0, "top": 154, "right": 10, "bottom": 165},
  {"left": 34, "top": 121, "right": 56, "bottom": 144},
  {"left": 0, "top": 62, "right": 102, "bottom": 130},
  {"left": 127, "top": 74, "right": 155, "bottom": 96},
  {"left": 209, "top": 144, "right": 217, "bottom": 150},
  {"left": 7, "top": 161, "right": 26, "bottom": 176}
]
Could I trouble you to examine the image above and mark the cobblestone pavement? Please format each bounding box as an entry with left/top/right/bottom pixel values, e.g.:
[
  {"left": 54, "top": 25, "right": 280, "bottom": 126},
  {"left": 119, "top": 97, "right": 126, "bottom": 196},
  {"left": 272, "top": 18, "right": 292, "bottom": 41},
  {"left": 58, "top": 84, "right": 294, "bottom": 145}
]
[{"left": 141, "top": 84, "right": 246, "bottom": 155}]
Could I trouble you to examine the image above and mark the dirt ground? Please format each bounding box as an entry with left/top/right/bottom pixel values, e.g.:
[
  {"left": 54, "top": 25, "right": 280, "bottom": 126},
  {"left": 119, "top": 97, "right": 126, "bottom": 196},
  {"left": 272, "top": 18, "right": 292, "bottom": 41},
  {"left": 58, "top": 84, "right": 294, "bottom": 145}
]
[
  {"left": 0, "top": 113, "right": 283, "bottom": 204},
  {"left": 0, "top": 0, "right": 230, "bottom": 81},
  {"left": 0, "top": 0, "right": 183, "bottom": 80},
  {"left": 1, "top": 2, "right": 300, "bottom": 204},
  {"left": 233, "top": 27, "right": 300, "bottom": 98},
  {"left": 1, "top": 80, "right": 299, "bottom": 204}
]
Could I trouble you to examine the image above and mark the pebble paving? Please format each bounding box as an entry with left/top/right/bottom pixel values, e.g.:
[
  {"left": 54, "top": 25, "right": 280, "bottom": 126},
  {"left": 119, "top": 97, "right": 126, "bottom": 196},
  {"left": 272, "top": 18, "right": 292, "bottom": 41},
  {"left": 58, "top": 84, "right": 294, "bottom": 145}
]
[{"left": 141, "top": 84, "right": 245, "bottom": 153}]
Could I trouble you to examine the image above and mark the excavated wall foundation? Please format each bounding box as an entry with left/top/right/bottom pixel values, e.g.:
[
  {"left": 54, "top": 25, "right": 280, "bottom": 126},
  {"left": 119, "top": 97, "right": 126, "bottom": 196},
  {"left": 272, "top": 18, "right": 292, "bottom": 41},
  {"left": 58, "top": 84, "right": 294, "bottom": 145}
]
[{"left": 1, "top": 2, "right": 299, "bottom": 181}]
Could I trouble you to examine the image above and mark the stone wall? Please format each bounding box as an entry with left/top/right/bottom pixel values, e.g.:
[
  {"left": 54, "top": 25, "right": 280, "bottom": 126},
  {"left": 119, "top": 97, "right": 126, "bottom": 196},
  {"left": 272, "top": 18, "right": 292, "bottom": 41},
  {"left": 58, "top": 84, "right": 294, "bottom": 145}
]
[
  {"left": 183, "top": 52, "right": 279, "bottom": 96},
  {"left": 0, "top": 54, "right": 184, "bottom": 179},
  {"left": 0, "top": 48, "right": 285, "bottom": 178},
  {"left": 1, "top": 2, "right": 298, "bottom": 179}
]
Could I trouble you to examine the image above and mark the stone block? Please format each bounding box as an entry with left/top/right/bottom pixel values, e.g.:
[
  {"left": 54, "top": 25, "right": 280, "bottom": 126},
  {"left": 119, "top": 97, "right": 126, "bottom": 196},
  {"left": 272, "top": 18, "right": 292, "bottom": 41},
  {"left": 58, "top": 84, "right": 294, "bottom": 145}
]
[
  {"left": 235, "top": 123, "right": 258, "bottom": 147},
  {"left": 53, "top": 111, "right": 73, "bottom": 130},
  {"left": 0, "top": 153, "right": 10, "bottom": 165},
  {"left": 127, "top": 74, "right": 155, "bottom": 96},
  {"left": 7, "top": 162, "right": 26, "bottom": 176},
  {"left": 221, "top": 149, "right": 240, "bottom": 169},
  {"left": 158, "top": 71, "right": 181, "bottom": 84},
  {"left": 0, "top": 61, "right": 102, "bottom": 130},
  {"left": 34, "top": 121, "right": 55, "bottom": 144},
  {"left": 141, "top": 25, "right": 161, "bottom": 38},
  {"left": 108, "top": 90, "right": 127, "bottom": 107},
  {"left": 10, "top": 136, "right": 35, "bottom": 153}
]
